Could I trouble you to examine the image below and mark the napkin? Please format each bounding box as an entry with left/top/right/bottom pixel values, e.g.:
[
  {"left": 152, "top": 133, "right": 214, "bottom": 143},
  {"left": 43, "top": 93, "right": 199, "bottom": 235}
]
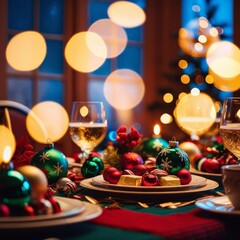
[{"left": 91, "top": 208, "right": 237, "bottom": 240}]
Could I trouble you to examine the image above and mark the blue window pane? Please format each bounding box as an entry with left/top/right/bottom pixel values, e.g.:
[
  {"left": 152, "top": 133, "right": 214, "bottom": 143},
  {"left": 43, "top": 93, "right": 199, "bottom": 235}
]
[
  {"left": 117, "top": 46, "right": 143, "bottom": 75},
  {"left": 7, "top": 78, "right": 33, "bottom": 107},
  {"left": 39, "top": 0, "right": 63, "bottom": 34},
  {"left": 38, "top": 79, "right": 63, "bottom": 104},
  {"left": 39, "top": 40, "right": 63, "bottom": 74},
  {"left": 88, "top": 0, "right": 110, "bottom": 25},
  {"left": 125, "top": 27, "right": 144, "bottom": 41},
  {"left": 8, "top": 0, "right": 33, "bottom": 30}
]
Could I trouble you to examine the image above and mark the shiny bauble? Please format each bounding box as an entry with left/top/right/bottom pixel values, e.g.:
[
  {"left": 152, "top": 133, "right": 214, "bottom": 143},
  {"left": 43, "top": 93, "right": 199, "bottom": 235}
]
[
  {"left": 0, "top": 204, "right": 10, "bottom": 217},
  {"left": 142, "top": 172, "right": 159, "bottom": 186},
  {"left": 0, "top": 168, "right": 31, "bottom": 207},
  {"left": 179, "top": 141, "right": 201, "bottom": 164},
  {"left": 140, "top": 138, "right": 168, "bottom": 159},
  {"left": 107, "top": 170, "right": 122, "bottom": 184},
  {"left": 81, "top": 156, "right": 104, "bottom": 178},
  {"left": 120, "top": 152, "right": 143, "bottom": 170},
  {"left": 30, "top": 143, "right": 68, "bottom": 184},
  {"left": 156, "top": 140, "right": 190, "bottom": 174},
  {"left": 176, "top": 168, "right": 192, "bottom": 185},
  {"left": 103, "top": 167, "right": 119, "bottom": 181},
  {"left": 17, "top": 165, "right": 48, "bottom": 201},
  {"left": 197, "top": 157, "right": 220, "bottom": 173},
  {"left": 132, "top": 164, "right": 148, "bottom": 176}
]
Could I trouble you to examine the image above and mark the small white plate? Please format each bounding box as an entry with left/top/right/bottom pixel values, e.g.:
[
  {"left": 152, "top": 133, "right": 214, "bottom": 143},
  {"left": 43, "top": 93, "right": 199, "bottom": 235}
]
[
  {"left": 0, "top": 196, "right": 85, "bottom": 223},
  {"left": 0, "top": 201, "right": 102, "bottom": 229},
  {"left": 195, "top": 196, "right": 240, "bottom": 215},
  {"left": 92, "top": 174, "right": 207, "bottom": 191}
]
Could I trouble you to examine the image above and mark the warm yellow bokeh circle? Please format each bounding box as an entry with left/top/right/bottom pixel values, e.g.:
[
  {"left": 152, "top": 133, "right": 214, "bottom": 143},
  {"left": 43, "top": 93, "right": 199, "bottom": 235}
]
[
  {"left": 209, "top": 68, "right": 240, "bottom": 92},
  {"left": 175, "top": 93, "right": 216, "bottom": 136},
  {"left": 26, "top": 101, "right": 69, "bottom": 143},
  {"left": 64, "top": 31, "right": 107, "bottom": 73},
  {"left": 0, "top": 125, "right": 16, "bottom": 164},
  {"left": 104, "top": 69, "right": 145, "bottom": 110},
  {"left": 89, "top": 19, "right": 128, "bottom": 58},
  {"left": 6, "top": 31, "right": 47, "bottom": 71},
  {"left": 107, "top": 1, "right": 146, "bottom": 28},
  {"left": 206, "top": 41, "right": 240, "bottom": 78}
]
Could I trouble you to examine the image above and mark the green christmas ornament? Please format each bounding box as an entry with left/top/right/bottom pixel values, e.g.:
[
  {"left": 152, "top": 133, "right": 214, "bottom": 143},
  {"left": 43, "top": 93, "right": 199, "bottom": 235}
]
[
  {"left": 141, "top": 138, "right": 168, "bottom": 159},
  {"left": 0, "top": 163, "right": 31, "bottom": 207},
  {"left": 30, "top": 143, "right": 68, "bottom": 184},
  {"left": 81, "top": 156, "right": 104, "bottom": 178},
  {"left": 156, "top": 139, "right": 190, "bottom": 174}
]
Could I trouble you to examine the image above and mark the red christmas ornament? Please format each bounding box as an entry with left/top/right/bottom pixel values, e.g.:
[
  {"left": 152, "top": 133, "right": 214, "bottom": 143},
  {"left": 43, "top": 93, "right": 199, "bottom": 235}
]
[
  {"left": 132, "top": 164, "right": 148, "bottom": 176},
  {"left": 0, "top": 204, "right": 10, "bottom": 217},
  {"left": 103, "top": 167, "right": 119, "bottom": 182},
  {"left": 142, "top": 172, "right": 159, "bottom": 186},
  {"left": 107, "top": 170, "right": 122, "bottom": 184},
  {"left": 176, "top": 168, "right": 192, "bottom": 185},
  {"left": 120, "top": 152, "right": 143, "bottom": 170}
]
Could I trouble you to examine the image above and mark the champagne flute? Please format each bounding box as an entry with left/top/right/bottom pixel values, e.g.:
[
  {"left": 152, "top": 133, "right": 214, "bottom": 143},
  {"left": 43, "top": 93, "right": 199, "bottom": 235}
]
[
  {"left": 69, "top": 101, "right": 107, "bottom": 163},
  {"left": 219, "top": 97, "right": 240, "bottom": 161}
]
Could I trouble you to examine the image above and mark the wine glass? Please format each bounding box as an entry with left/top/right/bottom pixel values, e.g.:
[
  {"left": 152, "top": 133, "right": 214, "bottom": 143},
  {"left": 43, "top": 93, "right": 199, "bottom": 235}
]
[
  {"left": 69, "top": 101, "right": 107, "bottom": 163},
  {"left": 220, "top": 97, "right": 240, "bottom": 161}
]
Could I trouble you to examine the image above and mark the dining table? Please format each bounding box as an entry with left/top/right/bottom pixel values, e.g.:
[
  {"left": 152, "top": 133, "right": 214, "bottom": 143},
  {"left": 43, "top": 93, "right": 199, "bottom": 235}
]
[{"left": 1, "top": 171, "right": 240, "bottom": 240}]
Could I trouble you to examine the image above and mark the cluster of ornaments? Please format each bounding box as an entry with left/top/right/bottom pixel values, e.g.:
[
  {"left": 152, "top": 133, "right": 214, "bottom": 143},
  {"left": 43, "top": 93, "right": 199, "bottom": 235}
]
[
  {"left": 0, "top": 165, "right": 61, "bottom": 217},
  {"left": 192, "top": 145, "right": 238, "bottom": 173},
  {"left": 102, "top": 140, "right": 192, "bottom": 187}
]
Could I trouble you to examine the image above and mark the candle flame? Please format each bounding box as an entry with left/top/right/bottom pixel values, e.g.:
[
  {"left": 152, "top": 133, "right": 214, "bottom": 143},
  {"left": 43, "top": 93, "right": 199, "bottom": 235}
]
[
  {"left": 153, "top": 124, "right": 161, "bottom": 135},
  {"left": 3, "top": 146, "right": 12, "bottom": 164}
]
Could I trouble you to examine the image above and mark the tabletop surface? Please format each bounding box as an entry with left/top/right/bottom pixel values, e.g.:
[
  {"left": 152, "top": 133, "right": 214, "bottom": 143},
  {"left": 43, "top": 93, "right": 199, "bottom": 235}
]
[{"left": 2, "top": 181, "right": 239, "bottom": 240}]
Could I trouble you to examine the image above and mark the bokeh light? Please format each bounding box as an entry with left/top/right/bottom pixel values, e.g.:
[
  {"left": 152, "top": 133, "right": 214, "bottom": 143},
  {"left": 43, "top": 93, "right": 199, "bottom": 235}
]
[
  {"left": 178, "top": 17, "right": 219, "bottom": 58},
  {"left": 209, "top": 68, "right": 240, "bottom": 92},
  {"left": 89, "top": 19, "right": 127, "bottom": 58},
  {"left": 64, "top": 31, "right": 107, "bottom": 73},
  {"left": 26, "top": 101, "right": 69, "bottom": 143},
  {"left": 206, "top": 41, "right": 240, "bottom": 78},
  {"left": 160, "top": 113, "right": 173, "bottom": 124},
  {"left": 107, "top": 1, "right": 146, "bottom": 28},
  {"left": 175, "top": 92, "right": 216, "bottom": 136},
  {"left": 0, "top": 125, "right": 16, "bottom": 164},
  {"left": 103, "top": 69, "right": 145, "bottom": 110},
  {"left": 163, "top": 93, "right": 173, "bottom": 103},
  {"left": 6, "top": 31, "right": 46, "bottom": 71}
]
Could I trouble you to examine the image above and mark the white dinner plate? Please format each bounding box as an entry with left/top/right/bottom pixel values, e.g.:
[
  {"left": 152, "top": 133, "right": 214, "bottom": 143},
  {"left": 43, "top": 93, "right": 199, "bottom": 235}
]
[
  {"left": 0, "top": 196, "right": 85, "bottom": 223},
  {"left": 195, "top": 196, "right": 240, "bottom": 215},
  {"left": 0, "top": 201, "right": 102, "bottom": 229},
  {"left": 92, "top": 174, "right": 207, "bottom": 191},
  {"left": 80, "top": 178, "right": 219, "bottom": 196}
]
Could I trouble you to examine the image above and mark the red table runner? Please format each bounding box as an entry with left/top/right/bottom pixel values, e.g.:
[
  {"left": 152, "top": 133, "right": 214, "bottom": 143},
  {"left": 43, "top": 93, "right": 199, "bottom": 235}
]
[{"left": 91, "top": 208, "right": 239, "bottom": 239}]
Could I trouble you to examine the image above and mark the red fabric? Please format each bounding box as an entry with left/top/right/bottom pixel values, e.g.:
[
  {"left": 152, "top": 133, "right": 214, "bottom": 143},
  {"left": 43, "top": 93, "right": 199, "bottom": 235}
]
[{"left": 91, "top": 208, "right": 233, "bottom": 240}]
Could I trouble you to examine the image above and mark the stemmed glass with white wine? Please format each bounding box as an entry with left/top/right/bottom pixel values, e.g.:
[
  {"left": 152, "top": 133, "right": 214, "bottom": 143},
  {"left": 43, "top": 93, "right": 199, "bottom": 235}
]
[
  {"left": 69, "top": 102, "right": 107, "bottom": 164},
  {"left": 220, "top": 97, "right": 240, "bottom": 161}
]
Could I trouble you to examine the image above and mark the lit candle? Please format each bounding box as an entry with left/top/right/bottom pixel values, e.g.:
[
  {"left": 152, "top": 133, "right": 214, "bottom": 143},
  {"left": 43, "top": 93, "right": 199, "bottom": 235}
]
[{"left": 153, "top": 124, "right": 161, "bottom": 138}]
